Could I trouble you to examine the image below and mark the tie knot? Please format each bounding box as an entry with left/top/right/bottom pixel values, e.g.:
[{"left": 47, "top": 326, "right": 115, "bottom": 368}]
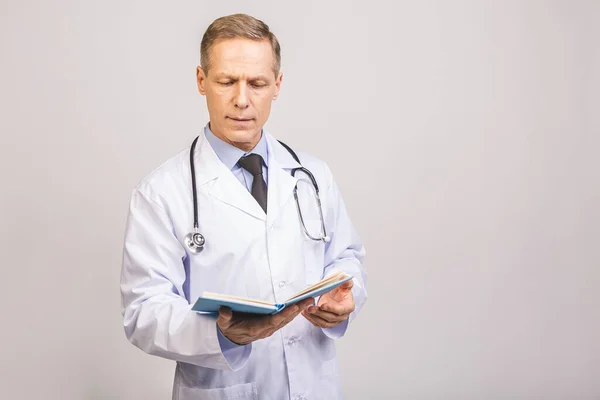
[{"left": 238, "top": 154, "right": 264, "bottom": 176}]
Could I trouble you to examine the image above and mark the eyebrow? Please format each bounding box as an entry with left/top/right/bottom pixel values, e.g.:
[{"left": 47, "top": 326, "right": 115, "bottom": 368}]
[{"left": 215, "top": 74, "right": 270, "bottom": 82}]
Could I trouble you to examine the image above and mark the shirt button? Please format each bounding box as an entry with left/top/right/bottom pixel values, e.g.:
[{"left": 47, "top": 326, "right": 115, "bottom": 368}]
[
  {"left": 288, "top": 338, "right": 295, "bottom": 346},
  {"left": 278, "top": 281, "right": 286, "bottom": 288}
]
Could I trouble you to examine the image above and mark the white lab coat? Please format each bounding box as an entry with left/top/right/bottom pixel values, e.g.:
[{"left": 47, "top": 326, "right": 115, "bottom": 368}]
[{"left": 120, "top": 132, "right": 367, "bottom": 400}]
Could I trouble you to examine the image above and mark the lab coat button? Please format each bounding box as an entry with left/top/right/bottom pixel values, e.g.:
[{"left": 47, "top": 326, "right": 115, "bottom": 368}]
[
  {"left": 278, "top": 281, "right": 286, "bottom": 288},
  {"left": 288, "top": 338, "right": 295, "bottom": 346}
]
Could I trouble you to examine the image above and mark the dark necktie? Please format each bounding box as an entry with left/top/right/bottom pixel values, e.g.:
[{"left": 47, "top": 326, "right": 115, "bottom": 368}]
[{"left": 238, "top": 154, "right": 268, "bottom": 213}]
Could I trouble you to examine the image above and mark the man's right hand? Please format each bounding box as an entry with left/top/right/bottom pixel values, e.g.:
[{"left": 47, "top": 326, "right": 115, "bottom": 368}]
[{"left": 217, "top": 298, "right": 314, "bottom": 345}]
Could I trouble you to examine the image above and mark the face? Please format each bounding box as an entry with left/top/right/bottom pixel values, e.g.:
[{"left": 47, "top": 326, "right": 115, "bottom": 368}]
[{"left": 196, "top": 38, "right": 283, "bottom": 152}]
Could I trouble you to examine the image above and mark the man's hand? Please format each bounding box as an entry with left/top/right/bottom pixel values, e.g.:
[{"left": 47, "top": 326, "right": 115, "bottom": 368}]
[
  {"left": 217, "top": 297, "right": 315, "bottom": 345},
  {"left": 302, "top": 279, "right": 355, "bottom": 328}
]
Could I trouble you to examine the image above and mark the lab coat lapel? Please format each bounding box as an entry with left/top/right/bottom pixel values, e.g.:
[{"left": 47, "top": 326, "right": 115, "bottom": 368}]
[
  {"left": 210, "top": 173, "right": 267, "bottom": 221},
  {"left": 266, "top": 134, "right": 301, "bottom": 227},
  {"left": 194, "top": 134, "right": 266, "bottom": 221}
]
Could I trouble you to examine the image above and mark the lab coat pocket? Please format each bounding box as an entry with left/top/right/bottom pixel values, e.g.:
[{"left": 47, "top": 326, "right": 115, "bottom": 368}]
[
  {"left": 179, "top": 382, "right": 258, "bottom": 400},
  {"left": 302, "top": 219, "right": 325, "bottom": 285}
]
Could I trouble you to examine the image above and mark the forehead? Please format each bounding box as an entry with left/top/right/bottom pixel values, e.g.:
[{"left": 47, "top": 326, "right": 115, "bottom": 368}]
[{"left": 209, "top": 38, "right": 275, "bottom": 77}]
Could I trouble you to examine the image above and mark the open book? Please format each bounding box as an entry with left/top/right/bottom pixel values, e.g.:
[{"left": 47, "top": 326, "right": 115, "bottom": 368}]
[{"left": 192, "top": 271, "right": 353, "bottom": 315}]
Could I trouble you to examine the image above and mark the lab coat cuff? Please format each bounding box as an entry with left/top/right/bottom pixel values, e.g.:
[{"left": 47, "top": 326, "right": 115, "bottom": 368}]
[
  {"left": 216, "top": 324, "right": 252, "bottom": 370},
  {"left": 321, "top": 319, "right": 349, "bottom": 339}
]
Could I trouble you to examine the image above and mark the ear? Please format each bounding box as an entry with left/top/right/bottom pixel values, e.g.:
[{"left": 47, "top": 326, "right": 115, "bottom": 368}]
[
  {"left": 273, "top": 72, "right": 283, "bottom": 100},
  {"left": 196, "top": 66, "right": 207, "bottom": 95}
]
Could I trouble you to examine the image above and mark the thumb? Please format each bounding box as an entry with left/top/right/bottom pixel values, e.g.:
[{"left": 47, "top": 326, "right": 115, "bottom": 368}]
[
  {"left": 339, "top": 279, "right": 354, "bottom": 291},
  {"left": 330, "top": 279, "right": 353, "bottom": 301},
  {"left": 217, "top": 307, "right": 233, "bottom": 329}
]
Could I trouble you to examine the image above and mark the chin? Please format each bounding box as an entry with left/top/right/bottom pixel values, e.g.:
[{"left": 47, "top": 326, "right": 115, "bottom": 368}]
[{"left": 225, "top": 126, "right": 260, "bottom": 143}]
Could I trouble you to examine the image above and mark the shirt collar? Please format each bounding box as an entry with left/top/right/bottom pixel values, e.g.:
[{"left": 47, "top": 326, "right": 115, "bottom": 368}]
[{"left": 203, "top": 123, "right": 269, "bottom": 171}]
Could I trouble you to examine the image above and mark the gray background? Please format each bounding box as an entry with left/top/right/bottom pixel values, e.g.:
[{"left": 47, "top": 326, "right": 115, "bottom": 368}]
[{"left": 1, "top": 1, "right": 599, "bottom": 399}]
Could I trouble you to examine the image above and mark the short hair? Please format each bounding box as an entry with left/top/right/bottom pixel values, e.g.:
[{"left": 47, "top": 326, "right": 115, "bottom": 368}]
[{"left": 200, "top": 14, "right": 281, "bottom": 77}]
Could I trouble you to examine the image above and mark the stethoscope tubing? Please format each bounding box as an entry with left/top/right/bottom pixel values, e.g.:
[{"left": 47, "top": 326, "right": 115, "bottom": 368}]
[{"left": 186, "top": 135, "right": 328, "bottom": 253}]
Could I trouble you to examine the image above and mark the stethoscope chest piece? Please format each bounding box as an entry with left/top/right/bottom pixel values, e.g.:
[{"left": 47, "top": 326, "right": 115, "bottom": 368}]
[{"left": 185, "top": 231, "right": 205, "bottom": 254}]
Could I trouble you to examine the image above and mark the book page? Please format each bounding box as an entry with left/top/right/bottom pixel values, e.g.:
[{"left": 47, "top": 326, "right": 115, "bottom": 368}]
[
  {"left": 202, "top": 291, "right": 275, "bottom": 307},
  {"left": 285, "top": 271, "right": 348, "bottom": 302}
]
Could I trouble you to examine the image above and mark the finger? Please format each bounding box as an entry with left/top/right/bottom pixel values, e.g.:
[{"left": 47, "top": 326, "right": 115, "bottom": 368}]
[
  {"left": 301, "top": 310, "right": 320, "bottom": 327},
  {"left": 267, "top": 297, "right": 316, "bottom": 333},
  {"left": 302, "top": 310, "right": 338, "bottom": 328},
  {"left": 261, "top": 306, "right": 301, "bottom": 339},
  {"left": 270, "top": 305, "right": 300, "bottom": 326},
  {"left": 306, "top": 306, "right": 347, "bottom": 323},
  {"left": 217, "top": 307, "right": 233, "bottom": 328},
  {"left": 298, "top": 297, "right": 316, "bottom": 310},
  {"left": 274, "top": 298, "right": 314, "bottom": 329},
  {"left": 274, "top": 297, "right": 314, "bottom": 322},
  {"left": 318, "top": 302, "right": 355, "bottom": 316},
  {"left": 329, "top": 281, "right": 354, "bottom": 302},
  {"left": 339, "top": 279, "right": 354, "bottom": 290},
  {"left": 276, "top": 309, "right": 300, "bottom": 330}
]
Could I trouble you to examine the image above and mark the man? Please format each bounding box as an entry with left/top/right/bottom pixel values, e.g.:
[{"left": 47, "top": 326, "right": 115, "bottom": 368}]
[{"left": 120, "top": 14, "right": 367, "bottom": 400}]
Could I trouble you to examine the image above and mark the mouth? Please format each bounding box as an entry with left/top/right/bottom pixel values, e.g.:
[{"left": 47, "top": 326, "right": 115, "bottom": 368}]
[{"left": 227, "top": 116, "right": 254, "bottom": 122}]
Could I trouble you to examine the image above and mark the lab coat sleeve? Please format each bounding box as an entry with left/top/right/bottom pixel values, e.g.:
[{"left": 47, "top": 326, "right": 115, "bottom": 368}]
[
  {"left": 320, "top": 165, "right": 368, "bottom": 339},
  {"left": 120, "top": 188, "right": 251, "bottom": 370}
]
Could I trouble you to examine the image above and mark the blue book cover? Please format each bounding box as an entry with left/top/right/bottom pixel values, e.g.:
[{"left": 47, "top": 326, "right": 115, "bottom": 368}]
[{"left": 192, "top": 272, "right": 353, "bottom": 315}]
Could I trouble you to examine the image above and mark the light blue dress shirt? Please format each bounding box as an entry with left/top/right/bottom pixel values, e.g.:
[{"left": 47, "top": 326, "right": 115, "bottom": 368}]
[{"left": 204, "top": 124, "right": 269, "bottom": 191}]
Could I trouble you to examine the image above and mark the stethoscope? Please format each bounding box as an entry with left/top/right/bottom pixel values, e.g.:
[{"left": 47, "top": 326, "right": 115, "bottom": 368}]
[{"left": 184, "top": 136, "right": 330, "bottom": 254}]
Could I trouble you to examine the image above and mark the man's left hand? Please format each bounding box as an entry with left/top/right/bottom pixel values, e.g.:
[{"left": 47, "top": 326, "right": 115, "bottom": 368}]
[{"left": 301, "top": 278, "right": 354, "bottom": 328}]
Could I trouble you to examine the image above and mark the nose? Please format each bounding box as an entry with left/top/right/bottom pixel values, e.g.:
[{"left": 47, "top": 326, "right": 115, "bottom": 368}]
[{"left": 234, "top": 82, "right": 249, "bottom": 109}]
